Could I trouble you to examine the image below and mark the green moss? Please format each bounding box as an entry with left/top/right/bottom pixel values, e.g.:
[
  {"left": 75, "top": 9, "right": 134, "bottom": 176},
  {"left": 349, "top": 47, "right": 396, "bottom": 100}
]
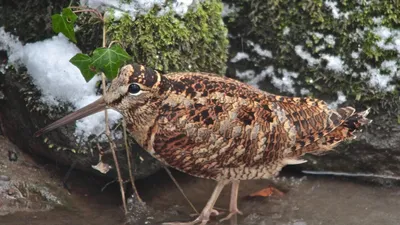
[
  {"left": 105, "top": 0, "right": 229, "bottom": 75},
  {"left": 224, "top": 0, "right": 400, "bottom": 114}
]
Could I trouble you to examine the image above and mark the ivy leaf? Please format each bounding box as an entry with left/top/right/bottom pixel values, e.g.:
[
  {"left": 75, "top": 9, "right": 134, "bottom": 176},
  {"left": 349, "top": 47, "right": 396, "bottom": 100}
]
[
  {"left": 52, "top": 8, "right": 78, "bottom": 43},
  {"left": 70, "top": 53, "right": 97, "bottom": 82},
  {"left": 91, "top": 45, "right": 131, "bottom": 79}
]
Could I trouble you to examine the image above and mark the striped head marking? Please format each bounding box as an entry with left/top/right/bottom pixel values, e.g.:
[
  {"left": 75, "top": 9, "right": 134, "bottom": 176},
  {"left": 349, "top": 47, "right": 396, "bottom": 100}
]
[{"left": 104, "top": 64, "right": 163, "bottom": 111}]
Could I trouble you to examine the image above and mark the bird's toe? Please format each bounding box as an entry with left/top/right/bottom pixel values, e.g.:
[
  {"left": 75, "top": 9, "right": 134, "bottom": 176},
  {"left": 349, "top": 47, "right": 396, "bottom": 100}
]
[
  {"left": 190, "top": 208, "right": 220, "bottom": 218},
  {"left": 163, "top": 211, "right": 211, "bottom": 225},
  {"left": 219, "top": 209, "right": 242, "bottom": 222}
]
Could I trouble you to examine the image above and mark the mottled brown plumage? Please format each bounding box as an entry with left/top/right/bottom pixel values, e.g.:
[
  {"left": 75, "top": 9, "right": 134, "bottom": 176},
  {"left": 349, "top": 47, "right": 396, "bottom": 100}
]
[{"left": 36, "top": 63, "right": 371, "bottom": 225}]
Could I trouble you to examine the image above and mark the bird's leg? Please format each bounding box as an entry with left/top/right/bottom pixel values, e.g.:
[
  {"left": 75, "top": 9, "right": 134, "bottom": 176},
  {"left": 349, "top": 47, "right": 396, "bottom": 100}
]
[
  {"left": 220, "top": 180, "right": 242, "bottom": 222},
  {"left": 163, "top": 180, "right": 229, "bottom": 225}
]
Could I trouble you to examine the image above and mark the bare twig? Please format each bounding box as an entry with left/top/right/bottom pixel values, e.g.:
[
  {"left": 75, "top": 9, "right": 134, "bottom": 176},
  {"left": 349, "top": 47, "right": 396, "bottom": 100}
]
[
  {"left": 108, "top": 40, "right": 123, "bottom": 48},
  {"left": 164, "top": 166, "right": 199, "bottom": 214},
  {"left": 100, "top": 16, "right": 127, "bottom": 214},
  {"left": 101, "top": 179, "right": 117, "bottom": 192},
  {"left": 123, "top": 118, "right": 143, "bottom": 202},
  {"left": 102, "top": 75, "right": 127, "bottom": 214}
]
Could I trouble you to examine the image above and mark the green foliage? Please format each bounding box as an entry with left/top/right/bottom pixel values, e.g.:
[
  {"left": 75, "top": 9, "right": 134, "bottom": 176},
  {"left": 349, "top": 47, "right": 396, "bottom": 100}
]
[
  {"left": 69, "top": 45, "right": 131, "bottom": 81},
  {"left": 51, "top": 7, "right": 131, "bottom": 81},
  {"left": 69, "top": 53, "right": 96, "bottom": 81},
  {"left": 52, "top": 8, "right": 78, "bottom": 43},
  {"left": 106, "top": 0, "right": 229, "bottom": 74},
  {"left": 224, "top": 0, "right": 400, "bottom": 113},
  {"left": 91, "top": 45, "right": 131, "bottom": 79}
]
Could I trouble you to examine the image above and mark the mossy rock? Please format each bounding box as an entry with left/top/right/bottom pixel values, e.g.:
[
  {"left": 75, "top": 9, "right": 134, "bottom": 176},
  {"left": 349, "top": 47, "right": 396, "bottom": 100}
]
[
  {"left": 224, "top": 0, "right": 400, "bottom": 181},
  {"left": 104, "top": 0, "right": 229, "bottom": 75},
  {"left": 224, "top": 0, "right": 400, "bottom": 111}
]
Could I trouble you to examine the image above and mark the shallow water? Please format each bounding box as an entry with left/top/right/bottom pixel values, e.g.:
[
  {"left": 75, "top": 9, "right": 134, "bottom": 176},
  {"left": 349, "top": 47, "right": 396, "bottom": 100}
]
[
  {"left": 1, "top": 168, "right": 400, "bottom": 225},
  {"left": 139, "top": 170, "right": 400, "bottom": 225}
]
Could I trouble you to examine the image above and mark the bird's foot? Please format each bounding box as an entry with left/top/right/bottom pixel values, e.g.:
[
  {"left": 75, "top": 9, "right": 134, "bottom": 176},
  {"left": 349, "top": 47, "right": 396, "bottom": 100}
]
[
  {"left": 163, "top": 209, "right": 214, "bottom": 225},
  {"left": 190, "top": 208, "right": 220, "bottom": 217},
  {"left": 163, "top": 180, "right": 229, "bottom": 225},
  {"left": 219, "top": 208, "right": 243, "bottom": 222}
]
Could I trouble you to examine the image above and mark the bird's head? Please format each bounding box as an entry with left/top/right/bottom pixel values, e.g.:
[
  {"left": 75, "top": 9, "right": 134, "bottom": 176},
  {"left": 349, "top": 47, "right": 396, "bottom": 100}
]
[{"left": 35, "top": 64, "right": 166, "bottom": 137}]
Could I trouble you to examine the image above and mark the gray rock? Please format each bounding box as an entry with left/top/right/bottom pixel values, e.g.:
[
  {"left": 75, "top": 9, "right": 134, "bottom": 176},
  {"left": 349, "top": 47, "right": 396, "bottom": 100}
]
[{"left": 0, "top": 136, "right": 66, "bottom": 215}]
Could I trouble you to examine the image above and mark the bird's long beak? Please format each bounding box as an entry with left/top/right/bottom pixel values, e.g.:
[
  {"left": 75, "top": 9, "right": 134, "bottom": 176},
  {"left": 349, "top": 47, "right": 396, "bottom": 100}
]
[{"left": 34, "top": 97, "right": 107, "bottom": 137}]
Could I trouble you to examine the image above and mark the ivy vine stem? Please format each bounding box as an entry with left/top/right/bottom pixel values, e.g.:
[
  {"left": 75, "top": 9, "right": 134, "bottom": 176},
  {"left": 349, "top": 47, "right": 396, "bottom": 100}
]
[{"left": 70, "top": 6, "right": 103, "bottom": 21}]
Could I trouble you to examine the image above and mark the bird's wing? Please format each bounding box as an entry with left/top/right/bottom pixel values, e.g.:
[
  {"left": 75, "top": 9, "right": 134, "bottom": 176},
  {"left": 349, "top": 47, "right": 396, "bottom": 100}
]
[{"left": 151, "top": 73, "right": 346, "bottom": 177}]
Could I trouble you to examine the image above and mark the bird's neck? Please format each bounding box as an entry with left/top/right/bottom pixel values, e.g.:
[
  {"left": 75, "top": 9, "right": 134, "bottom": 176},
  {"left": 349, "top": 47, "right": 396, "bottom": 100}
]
[{"left": 122, "top": 103, "right": 160, "bottom": 150}]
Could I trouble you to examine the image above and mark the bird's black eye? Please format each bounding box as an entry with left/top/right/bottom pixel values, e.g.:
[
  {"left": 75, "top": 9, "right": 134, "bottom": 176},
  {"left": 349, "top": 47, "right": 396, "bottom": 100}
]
[{"left": 128, "top": 83, "right": 141, "bottom": 95}]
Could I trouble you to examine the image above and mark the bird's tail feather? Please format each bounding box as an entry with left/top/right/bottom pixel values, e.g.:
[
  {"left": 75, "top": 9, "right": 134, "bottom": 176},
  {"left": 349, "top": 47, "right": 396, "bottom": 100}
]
[
  {"left": 295, "top": 107, "right": 371, "bottom": 156},
  {"left": 342, "top": 107, "right": 372, "bottom": 133}
]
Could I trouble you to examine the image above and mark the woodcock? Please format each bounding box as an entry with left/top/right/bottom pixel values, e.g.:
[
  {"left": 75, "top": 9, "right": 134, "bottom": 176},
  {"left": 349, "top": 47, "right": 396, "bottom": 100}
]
[{"left": 36, "top": 63, "right": 371, "bottom": 225}]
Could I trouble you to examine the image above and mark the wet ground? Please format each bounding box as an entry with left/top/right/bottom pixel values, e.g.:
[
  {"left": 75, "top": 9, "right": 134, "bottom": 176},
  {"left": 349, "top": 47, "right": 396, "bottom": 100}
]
[
  {"left": 2, "top": 164, "right": 400, "bottom": 225},
  {"left": 0, "top": 135, "right": 399, "bottom": 225},
  {"left": 138, "top": 169, "right": 400, "bottom": 225}
]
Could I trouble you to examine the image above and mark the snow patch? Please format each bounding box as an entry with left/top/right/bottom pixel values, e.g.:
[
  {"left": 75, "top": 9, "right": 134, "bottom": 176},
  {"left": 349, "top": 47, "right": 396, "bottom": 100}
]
[
  {"left": 381, "top": 60, "right": 398, "bottom": 77},
  {"left": 324, "top": 34, "right": 336, "bottom": 46},
  {"left": 221, "top": 3, "right": 238, "bottom": 17},
  {"left": 81, "top": 0, "right": 195, "bottom": 19},
  {"left": 372, "top": 16, "right": 383, "bottom": 25},
  {"left": 236, "top": 69, "right": 256, "bottom": 80},
  {"left": 247, "top": 41, "right": 273, "bottom": 58},
  {"left": 230, "top": 52, "right": 249, "bottom": 63},
  {"left": 253, "top": 44, "right": 273, "bottom": 58},
  {"left": 300, "top": 88, "right": 310, "bottom": 96},
  {"left": 309, "top": 32, "right": 335, "bottom": 47},
  {"left": 321, "top": 54, "right": 345, "bottom": 72},
  {"left": 362, "top": 64, "right": 396, "bottom": 91},
  {"left": 1, "top": 28, "right": 121, "bottom": 140},
  {"left": 0, "top": 27, "right": 23, "bottom": 72},
  {"left": 295, "top": 45, "right": 320, "bottom": 66},
  {"left": 328, "top": 91, "right": 347, "bottom": 109},
  {"left": 171, "top": 0, "right": 195, "bottom": 16},
  {"left": 324, "top": 0, "right": 350, "bottom": 19},
  {"left": 373, "top": 26, "right": 400, "bottom": 54},
  {"left": 324, "top": 0, "right": 340, "bottom": 19},
  {"left": 248, "top": 66, "right": 274, "bottom": 88},
  {"left": 351, "top": 51, "right": 360, "bottom": 59},
  {"left": 283, "top": 27, "right": 290, "bottom": 36},
  {"left": 268, "top": 68, "right": 298, "bottom": 94},
  {"left": 235, "top": 66, "right": 274, "bottom": 89}
]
